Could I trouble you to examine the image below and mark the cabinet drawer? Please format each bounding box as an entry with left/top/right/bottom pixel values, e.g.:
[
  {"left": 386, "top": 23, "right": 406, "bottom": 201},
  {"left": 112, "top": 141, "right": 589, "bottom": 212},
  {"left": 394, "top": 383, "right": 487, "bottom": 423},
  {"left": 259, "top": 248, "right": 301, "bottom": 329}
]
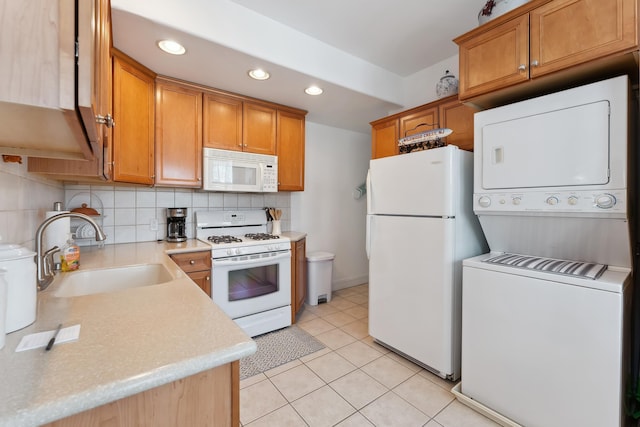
[{"left": 170, "top": 251, "right": 211, "bottom": 273}]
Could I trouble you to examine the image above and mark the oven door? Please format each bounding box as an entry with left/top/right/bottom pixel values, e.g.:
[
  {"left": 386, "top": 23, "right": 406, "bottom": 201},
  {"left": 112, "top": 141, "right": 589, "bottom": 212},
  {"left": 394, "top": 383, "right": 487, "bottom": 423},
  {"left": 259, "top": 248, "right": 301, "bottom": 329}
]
[{"left": 211, "top": 250, "right": 291, "bottom": 319}]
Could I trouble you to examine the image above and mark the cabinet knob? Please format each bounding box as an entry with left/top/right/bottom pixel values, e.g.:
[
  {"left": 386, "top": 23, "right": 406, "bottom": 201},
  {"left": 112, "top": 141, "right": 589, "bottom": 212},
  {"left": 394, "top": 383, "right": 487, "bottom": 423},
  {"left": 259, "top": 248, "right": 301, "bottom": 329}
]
[
  {"left": 189, "top": 260, "right": 195, "bottom": 265},
  {"left": 531, "top": 60, "right": 539, "bottom": 67},
  {"left": 206, "top": 276, "right": 210, "bottom": 281},
  {"left": 518, "top": 64, "right": 526, "bottom": 71}
]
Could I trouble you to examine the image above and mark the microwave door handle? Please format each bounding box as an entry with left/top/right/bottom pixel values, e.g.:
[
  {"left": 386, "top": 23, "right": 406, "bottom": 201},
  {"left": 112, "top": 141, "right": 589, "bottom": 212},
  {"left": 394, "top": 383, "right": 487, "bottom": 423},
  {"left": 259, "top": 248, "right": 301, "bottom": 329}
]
[
  {"left": 212, "top": 250, "right": 291, "bottom": 267},
  {"left": 258, "top": 163, "right": 265, "bottom": 187}
]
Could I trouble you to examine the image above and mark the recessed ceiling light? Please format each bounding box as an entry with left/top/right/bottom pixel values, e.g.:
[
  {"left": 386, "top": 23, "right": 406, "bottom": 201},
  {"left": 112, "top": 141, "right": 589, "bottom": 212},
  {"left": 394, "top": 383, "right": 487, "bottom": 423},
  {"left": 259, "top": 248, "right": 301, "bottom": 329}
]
[
  {"left": 305, "top": 86, "right": 323, "bottom": 96},
  {"left": 157, "top": 40, "right": 186, "bottom": 55},
  {"left": 248, "top": 69, "right": 270, "bottom": 80}
]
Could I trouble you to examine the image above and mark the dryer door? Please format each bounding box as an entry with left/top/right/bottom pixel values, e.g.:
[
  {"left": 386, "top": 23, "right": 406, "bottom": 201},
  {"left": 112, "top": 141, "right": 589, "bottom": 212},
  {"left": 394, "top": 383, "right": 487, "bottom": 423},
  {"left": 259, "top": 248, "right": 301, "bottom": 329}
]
[{"left": 479, "top": 100, "right": 610, "bottom": 190}]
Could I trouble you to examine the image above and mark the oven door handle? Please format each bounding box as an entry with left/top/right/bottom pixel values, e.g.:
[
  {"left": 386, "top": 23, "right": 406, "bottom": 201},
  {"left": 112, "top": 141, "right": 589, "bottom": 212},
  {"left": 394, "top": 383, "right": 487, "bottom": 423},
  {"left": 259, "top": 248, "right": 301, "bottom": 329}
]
[{"left": 211, "top": 250, "right": 291, "bottom": 267}]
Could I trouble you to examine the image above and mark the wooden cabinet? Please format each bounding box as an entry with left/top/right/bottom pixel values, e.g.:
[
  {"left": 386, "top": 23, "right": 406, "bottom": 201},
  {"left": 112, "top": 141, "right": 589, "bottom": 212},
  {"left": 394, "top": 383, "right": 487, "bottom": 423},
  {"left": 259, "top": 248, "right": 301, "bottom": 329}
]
[
  {"left": 112, "top": 50, "right": 155, "bottom": 184},
  {"left": 170, "top": 251, "right": 212, "bottom": 296},
  {"left": 456, "top": 14, "right": 529, "bottom": 101},
  {"left": 0, "top": 0, "right": 104, "bottom": 160},
  {"left": 370, "top": 95, "right": 475, "bottom": 159},
  {"left": 203, "top": 95, "right": 279, "bottom": 156},
  {"left": 203, "top": 92, "right": 307, "bottom": 175},
  {"left": 371, "top": 118, "right": 399, "bottom": 159},
  {"left": 203, "top": 91, "right": 243, "bottom": 151},
  {"left": 155, "top": 78, "right": 203, "bottom": 187},
  {"left": 277, "top": 109, "right": 306, "bottom": 191},
  {"left": 291, "top": 237, "right": 307, "bottom": 323},
  {"left": 27, "top": 0, "right": 113, "bottom": 177},
  {"left": 438, "top": 98, "right": 477, "bottom": 152},
  {"left": 43, "top": 362, "right": 239, "bottom": 427},
  {"left": 202, "top": 90, "right": 306, "bottom": 189},
  {"left": 399, "top": 106, "right": 439, "bottom": 141},
  {"left": 455, "top": 0, "right": 638, "bottom": 103},
  {"left": 243, "top": 101, "right": 277, "bottom": 155},
  {"left": 30, "top": 37, "right": 306, "bottom": 187}
]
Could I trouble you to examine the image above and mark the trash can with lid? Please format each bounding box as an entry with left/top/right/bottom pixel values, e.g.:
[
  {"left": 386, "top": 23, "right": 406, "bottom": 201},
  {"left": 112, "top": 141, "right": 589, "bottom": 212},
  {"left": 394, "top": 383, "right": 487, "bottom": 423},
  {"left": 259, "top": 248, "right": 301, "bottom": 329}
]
[{"left": 306, "top": 251, "right": 335, "bottom": 305}]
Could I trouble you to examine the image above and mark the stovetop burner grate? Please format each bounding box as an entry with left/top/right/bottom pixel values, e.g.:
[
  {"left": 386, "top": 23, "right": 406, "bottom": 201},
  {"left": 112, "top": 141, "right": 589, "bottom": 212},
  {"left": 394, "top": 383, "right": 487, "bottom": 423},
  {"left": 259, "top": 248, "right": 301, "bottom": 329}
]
[
  {"left": 245, "top": 233, "right": 280, "bottom": 240},
  {"left": 207, "top": 235, "right": 243, "bottom": 244}
]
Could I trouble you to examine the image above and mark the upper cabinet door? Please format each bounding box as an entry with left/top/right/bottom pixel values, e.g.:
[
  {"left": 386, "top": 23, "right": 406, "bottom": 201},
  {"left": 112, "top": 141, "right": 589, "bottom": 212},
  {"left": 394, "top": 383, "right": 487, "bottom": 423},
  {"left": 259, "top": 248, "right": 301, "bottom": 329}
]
[
  {"left": 438, "top": 98, "right": 476, "bottom": 152},
  {"left": 399, "top": 106, "right": 439, "bottom": 138},
  {"left": 203, "top": 92, "right": 243, "bottom": 151},
  {"left": 155, "top": 79, "right": 203, "bottom": 187},
  {"left": 243, "top": 102, "right": 277, "bottom": 155},
  {"left": 277, "top": 109, "right": 306, "bottom": 191},
  {"left": 112, "top": 52, "right": 155, "bottom": 185},
  {"left": 530, "top": 0, "right": 638, "bottom": 78},
  {"left": 0, "top": 0, "right": 96, "bottom": 160},
  {"left": 457, "top": 14, "right": 530, "bottom": 100},
  {"left": 371, "top": 118, "right": 399, "bottom": 159}
]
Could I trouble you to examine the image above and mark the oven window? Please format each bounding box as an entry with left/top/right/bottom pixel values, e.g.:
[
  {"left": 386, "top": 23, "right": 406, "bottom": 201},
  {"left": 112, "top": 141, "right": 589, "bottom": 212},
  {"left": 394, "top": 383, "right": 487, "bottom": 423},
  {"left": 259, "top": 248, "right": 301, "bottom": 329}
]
[{"left": 228, "top": 264, "right": 279, "bottom": 301}]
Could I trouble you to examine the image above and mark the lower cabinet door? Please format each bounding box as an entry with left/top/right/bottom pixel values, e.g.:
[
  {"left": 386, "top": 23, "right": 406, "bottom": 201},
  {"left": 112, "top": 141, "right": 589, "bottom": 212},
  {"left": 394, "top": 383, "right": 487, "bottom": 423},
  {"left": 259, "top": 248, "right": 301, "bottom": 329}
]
[{"left": 187, "top": 270, "right": 211, "bottom": 297}]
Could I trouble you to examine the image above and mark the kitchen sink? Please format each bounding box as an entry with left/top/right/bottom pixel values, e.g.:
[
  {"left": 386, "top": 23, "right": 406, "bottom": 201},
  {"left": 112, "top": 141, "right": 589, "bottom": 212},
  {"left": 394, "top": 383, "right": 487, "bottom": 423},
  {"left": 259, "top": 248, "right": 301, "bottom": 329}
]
[{"left": 52, "top": 264, "right": 174, "bottom": 297}]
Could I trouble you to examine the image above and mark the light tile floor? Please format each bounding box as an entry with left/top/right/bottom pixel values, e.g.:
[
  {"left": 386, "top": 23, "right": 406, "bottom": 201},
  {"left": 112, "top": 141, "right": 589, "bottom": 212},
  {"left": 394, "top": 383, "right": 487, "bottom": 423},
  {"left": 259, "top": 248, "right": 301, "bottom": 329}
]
[{"left": 240, "top": 284, "right": 501, "bottom": 427}]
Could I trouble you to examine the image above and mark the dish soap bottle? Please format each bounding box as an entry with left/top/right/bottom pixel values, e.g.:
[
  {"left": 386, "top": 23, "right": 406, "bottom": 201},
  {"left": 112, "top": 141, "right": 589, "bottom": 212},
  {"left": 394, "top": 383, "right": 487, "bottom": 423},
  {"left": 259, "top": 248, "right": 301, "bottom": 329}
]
[{"left": 60, "top": 234, "right": 80, "bottom": 272}]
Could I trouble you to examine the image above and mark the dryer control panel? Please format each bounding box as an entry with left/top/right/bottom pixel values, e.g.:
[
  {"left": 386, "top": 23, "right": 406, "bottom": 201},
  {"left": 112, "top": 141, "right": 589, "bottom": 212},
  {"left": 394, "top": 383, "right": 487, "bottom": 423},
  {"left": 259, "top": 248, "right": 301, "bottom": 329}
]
[{"left": 474, "top": 189, "right": 627, "bottom": 217}]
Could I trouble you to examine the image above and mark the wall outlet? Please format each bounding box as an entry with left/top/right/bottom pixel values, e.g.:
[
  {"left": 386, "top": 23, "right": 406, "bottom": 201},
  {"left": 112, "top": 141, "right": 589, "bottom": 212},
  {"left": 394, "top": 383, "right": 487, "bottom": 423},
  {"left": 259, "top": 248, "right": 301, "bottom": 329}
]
[{"left": 150, "top": 218, "right": 158, "bottom": 231}]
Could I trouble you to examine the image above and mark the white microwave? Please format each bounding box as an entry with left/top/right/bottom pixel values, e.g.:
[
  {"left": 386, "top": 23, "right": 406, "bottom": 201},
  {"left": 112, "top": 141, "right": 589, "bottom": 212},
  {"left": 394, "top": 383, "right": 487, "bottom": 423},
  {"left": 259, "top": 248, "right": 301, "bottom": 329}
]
[{"left": 203, "top": 147, "right": 278, "bottom": 192}]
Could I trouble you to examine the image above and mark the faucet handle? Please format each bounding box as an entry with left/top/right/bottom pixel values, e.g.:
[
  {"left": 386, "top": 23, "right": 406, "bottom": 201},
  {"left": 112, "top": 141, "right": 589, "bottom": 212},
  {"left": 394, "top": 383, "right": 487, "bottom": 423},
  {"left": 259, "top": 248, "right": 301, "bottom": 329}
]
[{"left": 43, "top": 246, "right": 60, "bottom": 277}]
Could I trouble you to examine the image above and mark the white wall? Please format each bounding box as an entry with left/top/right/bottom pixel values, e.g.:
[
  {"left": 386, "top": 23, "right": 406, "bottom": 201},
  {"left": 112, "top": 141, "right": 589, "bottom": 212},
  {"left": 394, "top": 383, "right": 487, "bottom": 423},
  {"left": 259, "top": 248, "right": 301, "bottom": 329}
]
[
  {"left": 390, "top": 54, "right": 460, "bottom": 116},
  {"left": 291, "top": 122, "right": 370, "bottom": 290},
  {"left": 404, "top": 55, "right": 460, "bottom": 110}
]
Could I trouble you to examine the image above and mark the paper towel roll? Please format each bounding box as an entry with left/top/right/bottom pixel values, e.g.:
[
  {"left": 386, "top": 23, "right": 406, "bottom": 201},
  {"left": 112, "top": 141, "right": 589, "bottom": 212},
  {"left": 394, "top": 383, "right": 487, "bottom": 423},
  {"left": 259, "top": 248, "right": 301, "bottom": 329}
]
[{"left": 44, "top": 210, "right": 70, "bottom": 251}]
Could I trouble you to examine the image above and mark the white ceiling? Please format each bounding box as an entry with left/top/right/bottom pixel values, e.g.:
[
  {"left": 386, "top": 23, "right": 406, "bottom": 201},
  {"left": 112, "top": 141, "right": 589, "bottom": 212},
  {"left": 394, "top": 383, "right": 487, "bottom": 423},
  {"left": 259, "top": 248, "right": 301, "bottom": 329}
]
[{"left": 110, "top": 0, "right": 487, "bottom": 133}]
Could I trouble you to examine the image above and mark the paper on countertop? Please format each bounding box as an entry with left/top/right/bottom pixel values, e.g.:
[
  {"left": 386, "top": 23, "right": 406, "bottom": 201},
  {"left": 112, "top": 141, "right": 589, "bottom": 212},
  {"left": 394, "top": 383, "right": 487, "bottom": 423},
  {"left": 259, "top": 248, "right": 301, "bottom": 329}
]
[{"left": 15, "top": 324, "right": 81, "bottom": 352}]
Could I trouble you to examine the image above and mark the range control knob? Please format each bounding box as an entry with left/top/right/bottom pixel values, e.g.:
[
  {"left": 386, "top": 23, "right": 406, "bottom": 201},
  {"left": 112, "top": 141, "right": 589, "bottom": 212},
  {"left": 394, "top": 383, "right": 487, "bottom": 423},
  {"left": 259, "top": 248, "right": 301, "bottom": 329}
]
[
  {"left": 478, "top": 196, "right": 491, "bottom": 208},
  {"left": 512, "top": 197, "right": 521, "bottom": 206},
  {"left": 226, "top": 249, "right": 234, "bottom": 256},
  {"left": 595, "top": 193, "right": 616, "bottom": 209},
  {"left": 235, "top": 248, "right": 243, "bottom": 255},
  {"left": 546, "top": 196, "right": 559, "bottom": 206},
  {"left": 568, "top": 196, "right": 579, "bottom": 206}
]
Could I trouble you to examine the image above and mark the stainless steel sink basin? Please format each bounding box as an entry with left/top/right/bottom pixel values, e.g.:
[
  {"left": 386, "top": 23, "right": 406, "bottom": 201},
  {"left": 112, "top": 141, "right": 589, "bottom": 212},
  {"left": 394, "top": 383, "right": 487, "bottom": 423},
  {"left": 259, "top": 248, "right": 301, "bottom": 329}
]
[{"left": 53, "top": 264, "right": 174, "bottom": 297}]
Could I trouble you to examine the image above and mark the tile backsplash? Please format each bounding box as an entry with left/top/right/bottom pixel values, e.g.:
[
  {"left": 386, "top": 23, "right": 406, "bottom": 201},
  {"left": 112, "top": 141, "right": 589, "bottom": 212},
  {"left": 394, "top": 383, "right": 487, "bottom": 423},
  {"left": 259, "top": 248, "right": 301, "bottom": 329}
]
[
  {"left": 64, "top": 184, "right": 292, "bottom": 246},
  {"left": 0, "top": 161, "right": 64, "bottom": 249}
]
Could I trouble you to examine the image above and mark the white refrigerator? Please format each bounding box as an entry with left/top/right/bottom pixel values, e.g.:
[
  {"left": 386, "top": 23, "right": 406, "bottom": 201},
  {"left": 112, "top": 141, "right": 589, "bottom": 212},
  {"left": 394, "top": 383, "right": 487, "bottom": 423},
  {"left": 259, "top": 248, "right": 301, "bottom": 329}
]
[{"left": 366, "top": 146, "right": 487, "bottom": 380}]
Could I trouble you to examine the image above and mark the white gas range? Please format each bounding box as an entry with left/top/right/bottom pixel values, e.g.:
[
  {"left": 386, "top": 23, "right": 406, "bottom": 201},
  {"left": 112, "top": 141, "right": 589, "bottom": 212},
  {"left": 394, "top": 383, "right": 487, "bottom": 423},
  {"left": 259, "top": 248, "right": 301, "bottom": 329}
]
[{"left": 195, "top": 210, "right": 291, "bottom": 337}]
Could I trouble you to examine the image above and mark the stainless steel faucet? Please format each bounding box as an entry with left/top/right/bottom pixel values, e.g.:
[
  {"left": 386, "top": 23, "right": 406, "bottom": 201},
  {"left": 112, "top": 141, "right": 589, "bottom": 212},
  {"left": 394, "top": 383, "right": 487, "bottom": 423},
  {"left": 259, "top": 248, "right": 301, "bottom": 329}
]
[{"left": 35, "top": 212, "right": 107, "bottom": 290}]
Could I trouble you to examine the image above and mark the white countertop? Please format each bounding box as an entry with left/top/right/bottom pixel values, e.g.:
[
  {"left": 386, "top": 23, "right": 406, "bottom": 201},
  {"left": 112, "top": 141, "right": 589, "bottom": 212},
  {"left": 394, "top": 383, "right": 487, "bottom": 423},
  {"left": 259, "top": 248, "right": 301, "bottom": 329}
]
[
  {"left": 0, "top": 240, "right": 256, "bottom": 427},
  {"left": 282, "top": 231, "right": 306, "bottom": 242}
]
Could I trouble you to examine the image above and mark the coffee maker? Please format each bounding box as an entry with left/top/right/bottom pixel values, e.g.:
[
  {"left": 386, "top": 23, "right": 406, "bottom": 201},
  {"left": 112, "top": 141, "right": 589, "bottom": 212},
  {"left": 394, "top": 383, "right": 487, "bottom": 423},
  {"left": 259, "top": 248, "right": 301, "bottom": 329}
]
[{"left": 166, "top": 208, "right": 187, "bottom": 242}]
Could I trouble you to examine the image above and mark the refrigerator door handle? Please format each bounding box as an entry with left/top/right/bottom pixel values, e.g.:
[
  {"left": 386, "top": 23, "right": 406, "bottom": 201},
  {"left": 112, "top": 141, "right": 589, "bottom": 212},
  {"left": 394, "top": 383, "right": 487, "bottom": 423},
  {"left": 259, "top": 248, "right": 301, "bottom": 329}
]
[
  {"left": 366, "top": 214, "right": 371, "bottom": 260},
  {"left": 366, "top": 169, "right": 372, "bottom": 214}
]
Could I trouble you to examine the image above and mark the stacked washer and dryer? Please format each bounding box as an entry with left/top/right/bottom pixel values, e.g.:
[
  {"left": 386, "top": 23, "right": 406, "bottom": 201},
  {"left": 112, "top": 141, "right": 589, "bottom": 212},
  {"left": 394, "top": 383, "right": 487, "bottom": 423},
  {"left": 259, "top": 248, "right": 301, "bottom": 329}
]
[{"left": 459, "top": 76, "right": 633, "bottom": 427}]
